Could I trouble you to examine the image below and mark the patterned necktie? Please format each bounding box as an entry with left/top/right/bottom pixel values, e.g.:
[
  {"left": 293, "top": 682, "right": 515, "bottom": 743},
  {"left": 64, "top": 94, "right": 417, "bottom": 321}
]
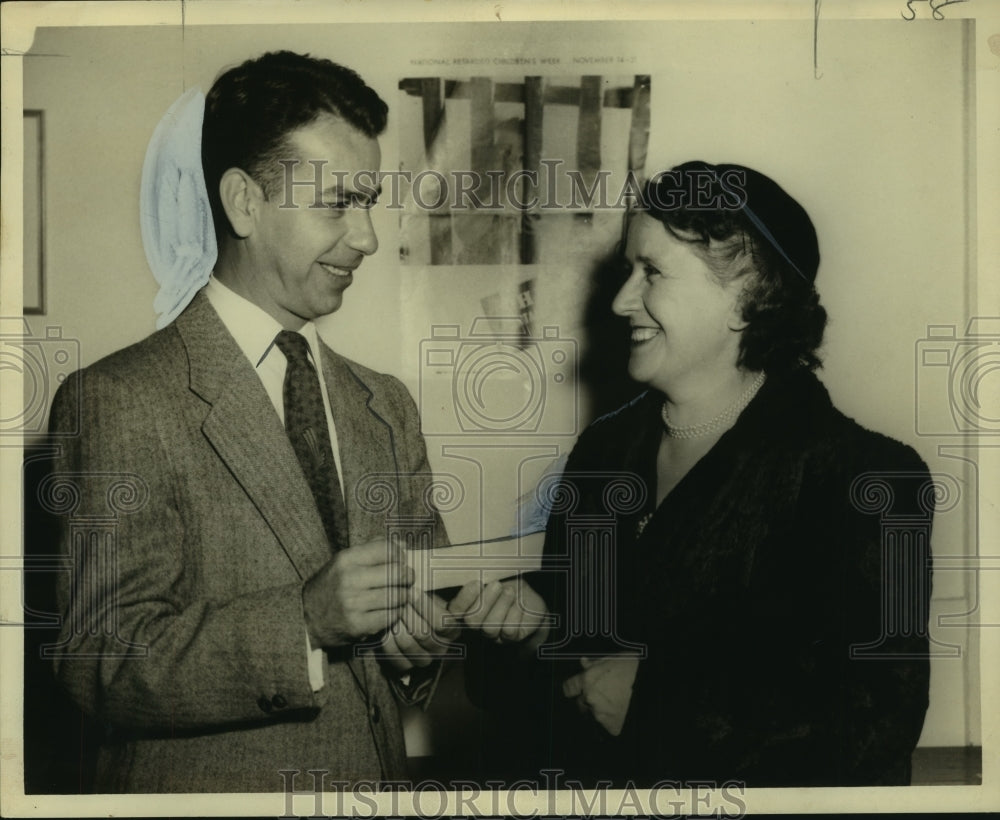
[{"left": 274, "top": 330, "right": 350, "bottom": 552}]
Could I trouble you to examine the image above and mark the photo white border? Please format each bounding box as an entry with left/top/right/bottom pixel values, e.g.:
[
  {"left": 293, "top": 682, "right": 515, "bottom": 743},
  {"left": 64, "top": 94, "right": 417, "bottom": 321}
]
[{"left": 1, "top": 0, "right": 996, "bottom": 816}]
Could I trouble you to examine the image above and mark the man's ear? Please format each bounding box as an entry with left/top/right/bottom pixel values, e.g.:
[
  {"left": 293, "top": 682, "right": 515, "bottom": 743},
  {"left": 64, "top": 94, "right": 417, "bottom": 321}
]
[{"left": 218, "top": 168, "right": 261, "bottom": 239}]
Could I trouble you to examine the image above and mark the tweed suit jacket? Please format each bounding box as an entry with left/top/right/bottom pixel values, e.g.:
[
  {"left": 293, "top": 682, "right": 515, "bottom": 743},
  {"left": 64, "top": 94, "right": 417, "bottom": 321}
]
[{"left": 48, "top": 291, "right": 446, "bottom": 792}]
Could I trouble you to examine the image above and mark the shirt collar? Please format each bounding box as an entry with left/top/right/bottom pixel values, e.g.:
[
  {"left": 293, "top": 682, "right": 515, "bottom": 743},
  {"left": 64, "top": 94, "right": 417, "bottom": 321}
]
[{"left": 204, "top": 276, "right": 324, "bottom": 369}]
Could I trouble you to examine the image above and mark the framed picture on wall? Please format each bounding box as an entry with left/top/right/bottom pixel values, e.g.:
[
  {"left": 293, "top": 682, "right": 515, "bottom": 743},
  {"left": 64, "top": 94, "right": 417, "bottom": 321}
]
[{"left": 23, "top": 109, "right": 45, "bottom": 315}]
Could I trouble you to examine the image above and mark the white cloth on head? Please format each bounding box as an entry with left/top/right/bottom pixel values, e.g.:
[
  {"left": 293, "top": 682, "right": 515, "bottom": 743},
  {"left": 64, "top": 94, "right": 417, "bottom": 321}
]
[{"left": 140, "top": 87, "right": 217, "bottom": 329}]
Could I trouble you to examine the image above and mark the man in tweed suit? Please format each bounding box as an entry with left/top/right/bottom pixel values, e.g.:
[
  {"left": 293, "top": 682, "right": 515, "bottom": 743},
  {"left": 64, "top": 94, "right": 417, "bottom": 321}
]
[{"left": 48, "top": 51, "right": 454, "bottom": 792}]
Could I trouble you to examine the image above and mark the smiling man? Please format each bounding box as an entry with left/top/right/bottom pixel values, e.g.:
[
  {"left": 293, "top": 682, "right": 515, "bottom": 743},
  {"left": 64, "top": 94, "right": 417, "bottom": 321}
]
[{"left": 47, "top": 51, "right": 454, "bottom": 793}]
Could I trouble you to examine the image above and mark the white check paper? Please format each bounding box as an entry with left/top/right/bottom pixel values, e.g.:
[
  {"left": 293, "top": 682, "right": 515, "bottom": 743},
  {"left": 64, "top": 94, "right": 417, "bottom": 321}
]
[{"left": 406, "top": 531, "right": 545, "bottom": 592}]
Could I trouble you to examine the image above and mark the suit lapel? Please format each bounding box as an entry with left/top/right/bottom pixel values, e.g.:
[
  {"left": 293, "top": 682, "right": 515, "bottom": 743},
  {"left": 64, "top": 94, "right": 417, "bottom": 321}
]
[
  {"left": 175, "top": 292, "right": 331, "bottom": 581},
  {"left": 318, "top": 344, "right": 401, "bottom": 546}
]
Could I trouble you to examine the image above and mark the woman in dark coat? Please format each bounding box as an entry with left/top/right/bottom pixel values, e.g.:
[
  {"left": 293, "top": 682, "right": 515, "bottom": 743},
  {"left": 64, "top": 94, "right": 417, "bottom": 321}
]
[{"left": 450, "top": 161, "right": 934, "bottom": 788}]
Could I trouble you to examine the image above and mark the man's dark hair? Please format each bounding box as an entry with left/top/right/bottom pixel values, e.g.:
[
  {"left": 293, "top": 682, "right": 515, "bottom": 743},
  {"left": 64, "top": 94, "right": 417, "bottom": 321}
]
[
  {"left": 202, "top": 50, "right": 388, "bottom": 239},
  {"left": 637, "top": 161, "right": 827, "bottom": 375}
]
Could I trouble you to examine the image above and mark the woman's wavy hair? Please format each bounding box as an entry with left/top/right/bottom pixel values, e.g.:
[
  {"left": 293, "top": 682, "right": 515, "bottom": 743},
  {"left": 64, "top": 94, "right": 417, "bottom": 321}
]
[{"left": 637, "top": 161, "right": 827, "bottom": 374}]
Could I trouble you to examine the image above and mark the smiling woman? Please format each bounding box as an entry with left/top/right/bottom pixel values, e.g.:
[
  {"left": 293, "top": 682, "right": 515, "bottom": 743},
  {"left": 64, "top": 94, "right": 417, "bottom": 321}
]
[
  {"left": 614, "top": 212, "right": 753, "bottom": 420},
  {"left": 455, "top": 161, "right": 936, "bottom": 788}
]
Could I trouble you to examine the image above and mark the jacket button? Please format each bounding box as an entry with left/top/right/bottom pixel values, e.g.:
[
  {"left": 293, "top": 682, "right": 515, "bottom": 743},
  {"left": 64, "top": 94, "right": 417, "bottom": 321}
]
[
  {"left": 369, "top": 703, "right": 380, "bottom": 724},
  {"left": 272, "top": 694, "right": 288, "bottom": 709},
  {"left": 257, "top": 696, "right": 273, "bottom": 713}
]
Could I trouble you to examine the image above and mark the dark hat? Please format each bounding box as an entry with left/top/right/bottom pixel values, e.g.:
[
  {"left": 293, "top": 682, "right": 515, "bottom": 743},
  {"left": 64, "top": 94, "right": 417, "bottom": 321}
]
[{"left": 644, "top": 160, "right": 820, "bottom": 284}]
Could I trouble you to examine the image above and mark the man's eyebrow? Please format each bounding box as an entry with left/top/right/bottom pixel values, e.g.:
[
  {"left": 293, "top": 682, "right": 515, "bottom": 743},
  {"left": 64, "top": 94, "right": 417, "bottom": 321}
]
[{"left": 321, "top": 183, "right": 383, "bottom": 198}]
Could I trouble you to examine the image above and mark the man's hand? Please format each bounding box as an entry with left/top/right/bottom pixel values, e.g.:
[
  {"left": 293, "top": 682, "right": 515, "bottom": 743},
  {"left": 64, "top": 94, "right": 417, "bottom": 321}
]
[
  {"left": 448, "top": 577, "right": 550, "bottom": 651},
  {"left": 377, "top": 591, "right": 460, "bottom": 672},
  {"left": 302, "top": 540, "right": 412, "bottom": 649},
  {"left": 562, "top": 654, "right": 639, "bottom": 737}
]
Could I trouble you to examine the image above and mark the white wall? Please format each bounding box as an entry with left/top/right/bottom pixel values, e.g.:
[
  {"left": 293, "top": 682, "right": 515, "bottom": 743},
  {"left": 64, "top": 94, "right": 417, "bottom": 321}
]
[{"left": 23, "top": 19, "right": 977, "bottom": 748}]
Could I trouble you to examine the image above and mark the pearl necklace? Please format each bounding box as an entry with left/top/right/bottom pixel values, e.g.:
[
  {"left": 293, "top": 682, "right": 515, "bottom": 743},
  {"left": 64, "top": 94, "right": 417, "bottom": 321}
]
[{"left": 661, "top": 372, "right": 766, "bottom": 439}]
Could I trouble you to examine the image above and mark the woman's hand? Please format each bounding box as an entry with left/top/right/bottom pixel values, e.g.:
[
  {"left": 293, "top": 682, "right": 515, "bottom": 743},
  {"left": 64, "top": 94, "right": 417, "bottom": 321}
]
[
  {"left": 448, "top": 577, "right": 550, "bottom": 650},
  {"left": 562, "top": 654, "right": 640, "bottom": 736}
]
